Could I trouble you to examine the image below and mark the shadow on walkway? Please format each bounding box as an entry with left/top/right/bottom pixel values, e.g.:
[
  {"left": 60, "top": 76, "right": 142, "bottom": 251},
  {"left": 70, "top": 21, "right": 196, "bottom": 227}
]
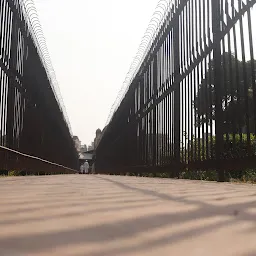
[{"left": 0, "top": 175, "right": 255, "bottom": 255}]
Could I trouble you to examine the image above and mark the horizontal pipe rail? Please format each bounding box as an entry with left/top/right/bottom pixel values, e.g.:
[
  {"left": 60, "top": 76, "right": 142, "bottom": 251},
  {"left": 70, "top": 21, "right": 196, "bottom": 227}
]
[{"left": 0, "top": 146, "right": 78, "bottom": 174}]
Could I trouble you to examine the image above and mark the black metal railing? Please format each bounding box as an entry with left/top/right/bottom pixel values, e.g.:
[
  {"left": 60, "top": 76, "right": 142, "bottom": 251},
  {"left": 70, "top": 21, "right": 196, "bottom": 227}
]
[
  {"left": 96, "top": 0, "right": 256, "bottom": 181},
  {"left": 0, "top": 0, "right": 78, "bottom": 173}
]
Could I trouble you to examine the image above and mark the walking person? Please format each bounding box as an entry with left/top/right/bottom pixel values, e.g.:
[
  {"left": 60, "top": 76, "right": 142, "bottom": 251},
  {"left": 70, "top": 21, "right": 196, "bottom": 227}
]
[
  {"left": 84, "top": 160, "right": 89, "bottom": 174},
  {"left": 79, "top": 164, "right": 84, "bottom": 174}
]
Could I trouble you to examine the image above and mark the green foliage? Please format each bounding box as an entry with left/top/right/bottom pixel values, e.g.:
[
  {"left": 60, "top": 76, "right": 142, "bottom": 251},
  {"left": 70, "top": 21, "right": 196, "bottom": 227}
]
[
  {"left": 194, "top": 52, "right": 256, "bottom": 133},
  {"left": 0, "top": 170, "right": 69, "bottom": 177},
  {"left": 228, "top": 169, "right": 256, "bottom": 183},
  {"left": 222, "top": 134, "right": 256, "bottom": 158},
  {"left": 186, "top": 133, "right": 256, "bottom": 161},
  {"left": 8, "top": 170, "right": 25, "bottom": 176},
  {"left": 0, "top": 170, "right": 8, "bottom": 176},
  {"left": 180, "top": 170, "right": 218, "bottom": 181},
  {"left": 123, "top": 169, "right": 256, "bottom": 183}
]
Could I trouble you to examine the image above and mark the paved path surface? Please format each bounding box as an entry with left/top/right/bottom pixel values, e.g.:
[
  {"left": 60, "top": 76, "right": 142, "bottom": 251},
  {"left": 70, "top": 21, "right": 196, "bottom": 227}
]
[{"left": 0, "top": 174, "right": 256, "bottom": 256}]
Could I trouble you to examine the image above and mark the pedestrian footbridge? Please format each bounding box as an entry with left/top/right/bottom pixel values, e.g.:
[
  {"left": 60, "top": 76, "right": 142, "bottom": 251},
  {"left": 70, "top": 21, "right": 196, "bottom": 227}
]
[{"left": 0, "top": 174, "right": 255, "bottom": 256}]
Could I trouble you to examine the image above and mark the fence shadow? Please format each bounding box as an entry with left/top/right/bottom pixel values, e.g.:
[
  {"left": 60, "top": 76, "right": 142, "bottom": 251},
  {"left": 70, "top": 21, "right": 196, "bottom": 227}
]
[{"left": 0, "top": 175, "right": 255, "bottom": 256}]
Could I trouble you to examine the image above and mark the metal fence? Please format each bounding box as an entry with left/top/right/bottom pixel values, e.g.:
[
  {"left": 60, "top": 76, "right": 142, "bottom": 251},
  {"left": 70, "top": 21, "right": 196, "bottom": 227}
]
[
  {"left": 0, "top": 0, "right": 78, "bottom": 173},
  {"left": 96, "top": 0, "right": 256, "bottom": 181}
]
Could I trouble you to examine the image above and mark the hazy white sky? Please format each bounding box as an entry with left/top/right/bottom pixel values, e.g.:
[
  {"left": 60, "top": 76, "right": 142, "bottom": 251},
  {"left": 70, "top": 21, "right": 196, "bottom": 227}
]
[{"left": 34, "top": 0, "right": 160, "bottom": 146}]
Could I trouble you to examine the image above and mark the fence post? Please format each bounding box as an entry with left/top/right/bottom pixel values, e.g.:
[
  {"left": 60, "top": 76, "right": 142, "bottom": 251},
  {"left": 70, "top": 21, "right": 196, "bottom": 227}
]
[
  {"left": 212, "top": 0, "right": 225, "bottom": 182},
  {"left": 6, "top": 18, "right": 18, "bottom": 150},
  {"left": 140, "top": 77, "right": 146, "bottom": 166},
  {"left": 152, "top": 56, "right": 158, "bottom": 167},
  {"left": 173, "top": 13, "right": 181, "bottom": 178},
  {"left": 138, "top": 78, "right": 144, "bottom": 166}
]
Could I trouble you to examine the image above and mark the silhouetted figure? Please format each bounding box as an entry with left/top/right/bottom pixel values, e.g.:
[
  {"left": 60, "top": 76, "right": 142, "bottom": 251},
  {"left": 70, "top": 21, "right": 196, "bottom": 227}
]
[{"left": 84, "top": 161, "right": 89, "bottom": 174}]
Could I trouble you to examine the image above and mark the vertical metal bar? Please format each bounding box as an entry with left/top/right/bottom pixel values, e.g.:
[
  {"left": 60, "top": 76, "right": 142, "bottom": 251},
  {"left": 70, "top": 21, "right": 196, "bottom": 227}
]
[
  {"left": 212, "top": 0, "right": 225, "bottom": 181},
  {"left": 164, "top": 94, "right": 167, "bottom": 165},
  {"left": 192, "top": 0, "right": 197, "bottom": 162},
  {"left": 167, "top": 91, "right": 170, "bottom": 164},
  {"left": 0, "top": 70, "right": 3, "bottom": 146},
  {"left": 166, "top": 33, "right": 170, "bottom": 164},
  {"left": 1, "top": 1, "right": 7, "bottom": 64},
  {"left": 225, "top": 0, "right": 236, "bottom": 144},
  {"left": 184, "top": 4, "right": 188, "bottom": 164},
  {"left": 156, "top": 90, "right": 159, "bottom": 166},
  {"left": 221, "top": 0, "right": 230, "bottom": 145},
  {"left": 153, "top": 57, "right": 157, "bottom": 166},
  {"left": 6, "top": 11, "right": 16, "bottom": 150},
  {"left": 204, "top": 56, "right": 210, "bottom": 160},
  {"left": 157, "top": 50, "right": 160, "bottom": 166},
  {"left": 180, "top": 9, "right": 184, "bottom": 164},
  {"left": 188, "top": 0, "right": 193, "bottom": 163},
  {"left": 198, "top": 0, "right": 202, "bottom": 55},
  {"left": 0, "top": 0, "right": 3, "bottom": 145},
  {"left": 246, "top": 0, "right": 256, "bottom": 136},
  {"left": 161, "top": 46, "right": 164, "bottom": 166},
  {"left": 194, "top": 0, "right": 201, "bottom": 162},
  {"left": 164, "top": 37, "right": 167, "bottom": 166},
  {"left": 174, "top": 10, "right": 181, "bottom": 177},
  {"left": 193, "top": 67, "right": 197, "bottom": 161},
  {"left": 145, "top": 73, "right": 148, "bottom": 165},
  {"left": 203, "top": 0, "right": 209, "bottom": 160},
  {"left": 238, "top": 0, "right": 250, "bottom": 150},
  {"left": 140, "top": 79, "right": 144, "bottom": 165},
  {"left": 231, "top": 0, "right": 242, "bottom": 143}
]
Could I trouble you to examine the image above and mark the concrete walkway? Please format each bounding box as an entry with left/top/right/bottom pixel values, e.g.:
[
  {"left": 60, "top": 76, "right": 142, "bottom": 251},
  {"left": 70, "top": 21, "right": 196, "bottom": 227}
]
[{"left": 0, "top": 174, "right": 255, "bottom": 256}]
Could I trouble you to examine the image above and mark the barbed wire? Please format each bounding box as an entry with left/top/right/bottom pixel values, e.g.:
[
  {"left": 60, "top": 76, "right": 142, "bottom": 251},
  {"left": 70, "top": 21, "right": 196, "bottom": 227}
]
[
  {"left": 20, "top": 0, "right": 73, "bottom": 135},
  {"left": 105, "top": 0, "right": 172, "bottom": 127}
]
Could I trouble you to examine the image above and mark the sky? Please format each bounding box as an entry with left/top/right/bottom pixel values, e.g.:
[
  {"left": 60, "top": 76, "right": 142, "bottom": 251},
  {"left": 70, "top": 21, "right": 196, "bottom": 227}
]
[{"left": 33, "top": 0, "right": 161, "bottom": 146}]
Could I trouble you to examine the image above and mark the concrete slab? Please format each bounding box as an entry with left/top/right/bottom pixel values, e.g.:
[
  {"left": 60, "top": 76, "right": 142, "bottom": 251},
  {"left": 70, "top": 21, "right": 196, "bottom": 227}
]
[{"left": 0, "top": 174, "right": 256, "bottom": 256}]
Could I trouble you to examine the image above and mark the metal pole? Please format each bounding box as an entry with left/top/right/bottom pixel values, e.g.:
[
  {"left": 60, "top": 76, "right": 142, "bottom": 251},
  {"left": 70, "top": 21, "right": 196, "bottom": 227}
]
[
  {"left": 173, "top": 13, "right": 180, "bottom": 178},
  {"left": 212, "top": 0, "right": 224, "bottom": 182}
]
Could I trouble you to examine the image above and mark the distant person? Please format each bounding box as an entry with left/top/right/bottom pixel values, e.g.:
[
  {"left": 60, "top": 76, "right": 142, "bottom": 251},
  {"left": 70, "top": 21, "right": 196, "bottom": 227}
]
[
  {"left": 79, "top": 164, "right": 84, "bottom": 174},
  {"left": 84, "top": 161, "right": 89, "bottom": 174}
]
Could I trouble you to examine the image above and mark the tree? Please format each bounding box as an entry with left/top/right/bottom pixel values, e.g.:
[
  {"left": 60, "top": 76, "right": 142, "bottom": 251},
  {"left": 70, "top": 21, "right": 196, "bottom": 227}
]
[{"left": 194, "top": 52, "right": 256, "bottom": 134}]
